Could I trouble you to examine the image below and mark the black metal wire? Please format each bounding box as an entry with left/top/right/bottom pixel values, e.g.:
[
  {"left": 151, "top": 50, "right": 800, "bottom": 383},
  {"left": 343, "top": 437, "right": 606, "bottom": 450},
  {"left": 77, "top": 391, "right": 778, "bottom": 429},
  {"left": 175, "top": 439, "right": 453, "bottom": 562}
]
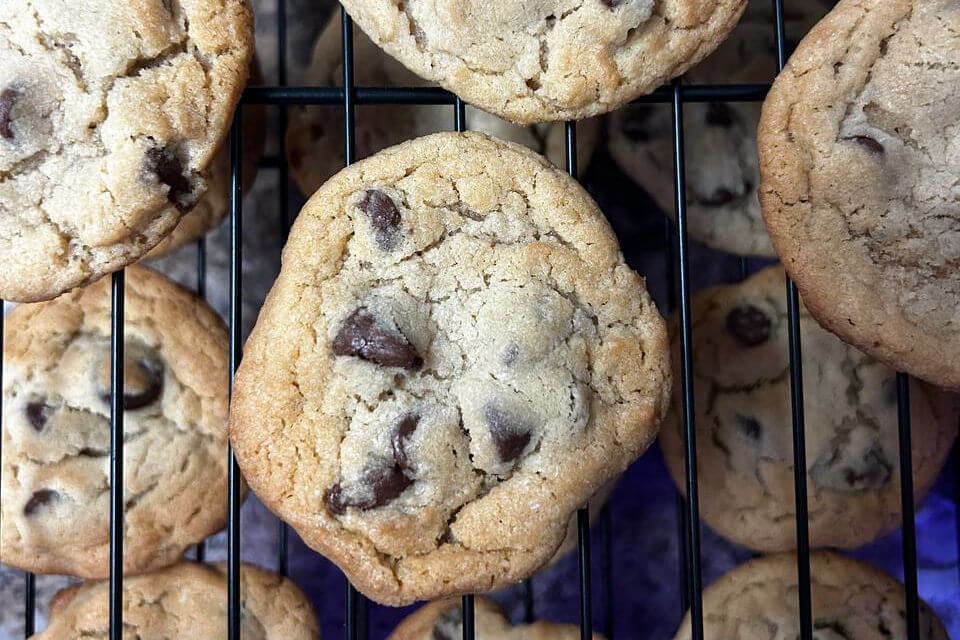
[
  {"left": 670, "top": 78, "right": 704, "bottom": 640},
  {"left": 769, "top": 1, "right": 813, "bottom": 637},
  {"left": 339, "top": 10, "right": 367, "bottom": 639},
  {"left": 897, "top": 373, "right": 921, "bottom": 640},
  {"left": 227, "top": 110, "right": 244, "bottom": 640},
  {"left": 274, "top": 0, "right": 290, "bottom": 580},
  {"left": 109, "top": 270, "right": 125, "bottom": 640},
  {"left": 241, "top": 84, "right": 770, "bottom": 106},
  {"left": 522, "top": 580, "right": 535, "bottom": 623},
  {"left": 461, "top": 596, "right": 475, "bottom": 640},
  {"left": 23, "top": 572, "right": 34, "bottom": 638},
  {"left": 194, "top": 234, "right": 208, "bottom": 565}
]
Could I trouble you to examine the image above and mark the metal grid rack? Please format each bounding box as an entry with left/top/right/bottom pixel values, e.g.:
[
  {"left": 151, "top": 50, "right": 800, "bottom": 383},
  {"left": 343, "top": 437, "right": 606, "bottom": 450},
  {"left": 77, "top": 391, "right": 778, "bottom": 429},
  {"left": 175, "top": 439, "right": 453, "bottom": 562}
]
[{"left": 7, "top": 1, "right": 941, "bottom": 639}]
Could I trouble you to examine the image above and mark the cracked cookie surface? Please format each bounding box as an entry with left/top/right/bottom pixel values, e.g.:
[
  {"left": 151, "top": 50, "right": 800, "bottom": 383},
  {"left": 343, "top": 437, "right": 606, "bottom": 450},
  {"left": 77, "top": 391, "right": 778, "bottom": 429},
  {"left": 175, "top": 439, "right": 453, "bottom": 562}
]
[
  {"left": 659, "top": 266, "right": 959, "bottom": 551},
  {"left": 672, "top": 552, "right": 949, "bottom": 640},
  {"left": 0, "top": 0, "right": 254, "bottom": 302},
  {"left": 388, "top": 596, "right": 607, "bottom": 640},
  {"left": 229, "top": 131, "right": 671, "bottom": 605},
  {"left": 337, "top": 0, "right": 746, "bottom": 124},
  {"left": 286, "top": 17, "right": 599, "bottom": 199},
  {"left": 758, "top": 0, "right": 960, "bottom": 388},
  {"left": 0, "top": 265, "right": 232, "bottom": 578},
  {"left": 607, "top": 0, "right": 829, "bottom": 257},
  {"left": 33, "top": 562, "right": 320, "bottom": 639}
]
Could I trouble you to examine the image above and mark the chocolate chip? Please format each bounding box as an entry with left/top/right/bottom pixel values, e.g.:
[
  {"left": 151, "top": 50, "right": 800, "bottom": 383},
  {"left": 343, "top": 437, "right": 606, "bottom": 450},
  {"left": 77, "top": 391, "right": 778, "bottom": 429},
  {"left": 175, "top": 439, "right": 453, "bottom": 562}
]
[
  {"left": 848, "top": 135, "right": 884, "bottom": 155},
  {"left": 358, "top": 189, "right": 402, "bottom": 250},
  {"left": 811, "top": 440, "right": 892, "bottom": 492},
  {"left": 324, "top": 463, "right": 413, "bottom": 515},
  {"left": 705, "top": 102, "right": 735, "bottom": 128},
  {"left": 144, "top": 146, "right": 194, "bottom": 211},
  {"left": 25, "top": 402, "right": 52, "bottom": 432},
  {"left": 484, "top": 403, "right": 532, "bottom": 463},
  {"left": 95, "top": 343, "right": 164, "bottom": 411},
  {"left": 600, "top": 0, "right": 625, "bottom": 6},
  {"left": 0, "top": 88, "right": 18, "bottom": 140},
  {"left": 502, "top": 343, "right": 519, "bottom": 366},
  {"left": 24, "top": 489, "right": 59, "bottom": 516},
  {"left": 725, "top": 305, "right": 771, "bottom": 347},
  {"left": 621, "top": 105, "right": 654, "bottom": 142},
  {"left": 332, "top": 308, "right": 423, "bottom": 370},
  {"left": 735, "top": 414, "right": 762, "bottom": 442},
  {"left": 391, "top": 414, "right": 419, "bottom": 472}
]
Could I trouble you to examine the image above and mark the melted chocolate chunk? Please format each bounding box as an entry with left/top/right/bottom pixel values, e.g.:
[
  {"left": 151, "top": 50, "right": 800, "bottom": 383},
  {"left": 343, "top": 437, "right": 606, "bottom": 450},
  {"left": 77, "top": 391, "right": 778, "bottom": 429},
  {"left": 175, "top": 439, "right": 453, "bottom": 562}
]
[
  {"left": 325, "top": 463, "right": 413, "bottom": 515},
  {"left": 725, "top": 305, "right": 771, "bottom": 347},
  {"left": 734, "top": 414, "right": 762, "bottom": 442},
  {"left": 24, "top": 489, "right": 59, "bottom": 516},
  {"left": 705, "top": 102, "right": 735, "bottom": 128},
  {"left": 0, "top": 88, "right": 17, "bottom": 140},
  {"left": 391, "top": 414, "right": 420, "bottom": 472},
  {"left": 484, "top": 403, "right": 532, "bottom": 463},
  {"left": 600, "top": 0, "right": 625, "bottom": 6},
  {"left": 144, "top": 147, "right": 193, "bottom": 211},
  {"left": 96, "top": 343, "right": 164, "bottom": 410},
  {"left": 358, "top": 189, "right": 403, "bottom": 250},
  {"left": 621, "top": 105, "right": 654, "bottom": 142},
  {"left": 848, "top": 135, "right": 884, "bottom": 155},
  {"left": 331, "top": 309, "right": 423, "bottom": 370},
  {"left": 25, "top": 402, "right": 52, "bottom": 432}
]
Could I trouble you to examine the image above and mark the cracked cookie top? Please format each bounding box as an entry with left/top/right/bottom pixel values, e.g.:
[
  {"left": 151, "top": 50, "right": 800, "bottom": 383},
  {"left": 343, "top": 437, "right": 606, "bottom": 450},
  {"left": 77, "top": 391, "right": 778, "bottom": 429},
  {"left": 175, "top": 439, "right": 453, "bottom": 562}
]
[
  {"left": 286, "top": 17, "right": 599, "bottom": 199},
  {"left": 607, "top": 0, "right": 829, "bottom": 257},
  {"left": 337, "top": 0, "right": 747, "bottom": 124},
  {"left": 388, "top": 596, "right": 607, "bottom": 640},
  {"left": 0, "top": 0, "right": 254, "bottom": 302},
  {"left": 660, "top": 266, "right": 959, "bottom": 552},
  {"left": 34, "top": 562, "right": 320, "bottom": 639},
  {"left": 0, "top": 265, "right": 231, "bottom": 578},
  {"left": 672, "top": 552, "right": 949, "bottom": 640},
  {"left": 229, "top": 131, "right": 671, "bottom": 605},
  {"left": 758, "top": 0, "right": 960, "bottom": 388}
]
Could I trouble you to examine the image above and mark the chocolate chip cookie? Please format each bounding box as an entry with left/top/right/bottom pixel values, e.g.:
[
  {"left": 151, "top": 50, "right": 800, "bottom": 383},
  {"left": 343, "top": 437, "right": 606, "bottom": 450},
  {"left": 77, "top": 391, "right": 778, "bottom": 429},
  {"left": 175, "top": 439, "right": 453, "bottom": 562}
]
[
  {"left": 388, "top": 596, "right": 607, "bottom": 640},
  {"left": 0, "top": 0, "right": 254, "bottom": 302},
  {"left": 659, "top": 266, "right": 959, "bottom": 551},
  {"left": 673, "top": 552, "right": 949, "bottom": 640},
  {"left": 286, "top": 17, "right": 599, "bottom": 198},
  {"left": 33, "top": 562, "right": 320, "bottom": 639},
  {"left": 608, "top": 0, "right": 829, "bottom": 257},
  {"left": 145, "top": 61, "right": 266, "bottom": 260},
  {"left": 1, "top": 265, "right": 232, "bottom": 578},
  {"left": 758, "top": 0, "right": 960, "bottom": 389},
  {"left": 230, "top": 131, "right": 671, "bottom": 605},
  {"left": 337, "top": 0, "right": 747, "bottom": 124}
]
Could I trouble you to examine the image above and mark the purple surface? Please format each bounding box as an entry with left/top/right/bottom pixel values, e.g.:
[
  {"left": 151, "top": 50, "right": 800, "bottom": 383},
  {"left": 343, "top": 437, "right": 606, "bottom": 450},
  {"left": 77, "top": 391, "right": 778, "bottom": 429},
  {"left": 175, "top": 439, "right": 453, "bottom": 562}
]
[{"left": 278, "top": 150, "right": 960, "bottom": 639}]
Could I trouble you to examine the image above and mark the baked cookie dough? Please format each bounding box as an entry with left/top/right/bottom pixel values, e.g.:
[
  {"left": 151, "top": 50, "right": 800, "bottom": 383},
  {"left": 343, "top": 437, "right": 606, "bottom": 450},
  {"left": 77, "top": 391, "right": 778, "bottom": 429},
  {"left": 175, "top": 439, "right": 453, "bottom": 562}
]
[
  {"left": 1, "top": 265, "right": 232, "bottom": 578},
  {"left": 0, "top": 0, "right": 254, "bottom": 302},
  {"left": 388, "top": 596, "right": 606, "bottom": 640},
  {"left": 673, "top": 552, "right": 949, "bottom": 640},
  {"left": 230, "top": 131, "right": 671, "bottom": 605},
  {"left": 33, "top": 562, "right": 320, "bottom": 639},
  {"left": 337, "top": 0, "right": 747, "bottom": 124},
  {"left": 286, "top": 17, "right": 598, "bottom": 198},
  {"left": 659, "top": 266, "right": 959, "bottom": 551},
  {"left": 758, "top": 0, "right": 960, "bottom": 389},
  {"left": 608, "top": 0, "right": 829, "bottom": 257}
]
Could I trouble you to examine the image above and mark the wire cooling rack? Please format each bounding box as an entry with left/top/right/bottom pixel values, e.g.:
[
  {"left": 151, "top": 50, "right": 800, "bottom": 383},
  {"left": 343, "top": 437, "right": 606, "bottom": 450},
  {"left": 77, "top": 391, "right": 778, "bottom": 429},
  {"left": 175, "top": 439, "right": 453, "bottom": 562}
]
[{"left": 8, "top": 1, "right": 938, "bottom": 639}]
